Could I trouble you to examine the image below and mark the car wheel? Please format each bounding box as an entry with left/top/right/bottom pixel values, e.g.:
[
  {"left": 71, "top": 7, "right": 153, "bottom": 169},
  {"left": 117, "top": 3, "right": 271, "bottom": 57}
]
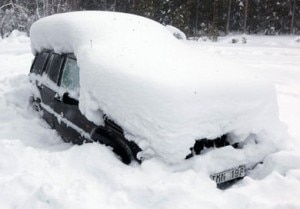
[{"left": 92, "top": 127, "right": 138, "bottom": 164}]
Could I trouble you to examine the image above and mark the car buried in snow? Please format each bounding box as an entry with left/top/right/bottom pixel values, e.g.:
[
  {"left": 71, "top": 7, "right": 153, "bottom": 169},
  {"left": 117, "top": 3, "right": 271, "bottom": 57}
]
[{"left": 29, "top": 11, "right": 284, "bottom": 188}]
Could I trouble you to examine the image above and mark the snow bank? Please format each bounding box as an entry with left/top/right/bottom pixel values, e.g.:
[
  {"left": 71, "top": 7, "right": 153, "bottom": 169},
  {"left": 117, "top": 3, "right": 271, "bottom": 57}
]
[
  {"left": 5, "top": 30, "right": 29, "bottom": 43},
  {"left": 30, "top": 12, "right": 285, "bottom": 164},
  {"left": 213, "top": 34, "right": 300, "bottom": 49},
  {"left": 0, "top": 30, "right": 30, "bottom": 55},
  {"left": 165, "top": 25, "right": 187, "bottom": 40}
]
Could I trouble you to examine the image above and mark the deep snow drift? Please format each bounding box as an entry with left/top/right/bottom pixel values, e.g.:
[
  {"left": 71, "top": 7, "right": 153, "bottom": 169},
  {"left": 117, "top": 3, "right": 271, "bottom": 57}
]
[
  {"left": 30, "top": 12, "right": 286, "bottom": 164},
  {"left": 1, "top": 31, "right": 300, "bottom": 209}
]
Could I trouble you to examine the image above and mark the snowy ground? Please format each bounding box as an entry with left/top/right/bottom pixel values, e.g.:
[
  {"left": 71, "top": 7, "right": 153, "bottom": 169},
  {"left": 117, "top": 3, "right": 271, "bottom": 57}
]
[{"left": 0, "top": 32, "right": 300, "bottom": 209}]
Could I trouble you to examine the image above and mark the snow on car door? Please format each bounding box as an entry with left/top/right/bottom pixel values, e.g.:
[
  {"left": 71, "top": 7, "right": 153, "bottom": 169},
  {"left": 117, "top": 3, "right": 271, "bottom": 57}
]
[
  {"left": 31, "top": 51, "right": 58, "bottom": 128},
  {"left": 53, "top": 55, "right": 96, "bottom": 144}
]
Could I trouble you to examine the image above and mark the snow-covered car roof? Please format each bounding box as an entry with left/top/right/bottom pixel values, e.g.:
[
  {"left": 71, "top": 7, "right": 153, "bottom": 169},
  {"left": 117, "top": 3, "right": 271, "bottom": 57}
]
[{"left": 30, "top": 11, "right": 282, "bottom": 164}]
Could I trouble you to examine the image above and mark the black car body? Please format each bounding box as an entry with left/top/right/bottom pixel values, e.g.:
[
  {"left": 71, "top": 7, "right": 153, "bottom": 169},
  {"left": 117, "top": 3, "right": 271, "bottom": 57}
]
[
  {"left": 29, "top": 51, "right": 141, "bottom": 164},
  {"left": 29, "top": 51, "right": 253, "bottom": 188}
]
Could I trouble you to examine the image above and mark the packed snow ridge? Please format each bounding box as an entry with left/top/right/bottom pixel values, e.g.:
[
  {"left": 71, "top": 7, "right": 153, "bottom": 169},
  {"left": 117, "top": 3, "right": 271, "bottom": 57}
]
[{"left": 30, "top": 11, "right": 286, "bottom": 164}]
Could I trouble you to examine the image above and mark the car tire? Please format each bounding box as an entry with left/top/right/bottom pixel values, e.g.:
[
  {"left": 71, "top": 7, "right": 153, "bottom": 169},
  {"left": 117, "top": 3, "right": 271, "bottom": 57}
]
[{"left": 92, "top": 127, "right": 137, "bottom": 164}]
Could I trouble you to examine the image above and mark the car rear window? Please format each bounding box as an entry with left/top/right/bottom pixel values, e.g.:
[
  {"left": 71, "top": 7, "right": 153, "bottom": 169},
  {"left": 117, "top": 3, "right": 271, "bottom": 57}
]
[{"left": 31, "top": 52, "right": 50, "bottom": 75}]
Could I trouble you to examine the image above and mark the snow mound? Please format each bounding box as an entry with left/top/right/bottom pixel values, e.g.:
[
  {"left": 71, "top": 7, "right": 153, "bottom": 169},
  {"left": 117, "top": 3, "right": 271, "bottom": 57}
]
[
  {"left": 5, "top": 30, "right": 29, "bottom": 43},
  {"left": 30, "top": 11, "right": 285, "bottom": 164},
  {"left": 165, "top": 25, "right": 187, "bottom": 40}
]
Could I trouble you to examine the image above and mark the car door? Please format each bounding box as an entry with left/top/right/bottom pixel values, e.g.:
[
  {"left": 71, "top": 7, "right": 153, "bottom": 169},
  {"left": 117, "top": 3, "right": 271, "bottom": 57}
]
[
  {"left": 30, "top": 51, "right": 57, "bottom": 128},
  {"left": 53, "top": 54, "right": 97, "bottom": 144}
]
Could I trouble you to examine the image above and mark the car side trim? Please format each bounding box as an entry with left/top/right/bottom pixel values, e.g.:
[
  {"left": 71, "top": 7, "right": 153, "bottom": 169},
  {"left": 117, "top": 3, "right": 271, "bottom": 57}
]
[{"left": 40, "top": 102, "right": 92, "bottom": 140}]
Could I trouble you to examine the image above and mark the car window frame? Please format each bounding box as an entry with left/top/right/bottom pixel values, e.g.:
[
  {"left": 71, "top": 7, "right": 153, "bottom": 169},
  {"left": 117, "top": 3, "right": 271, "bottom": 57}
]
[
  {"left": 44, "top": 52, "right": 65, "bottom": 84},
  {"left": 58, "top": 54, "right": 80, "bottom": 94},
  {"left": 30, "top": 51, "right": 51, "bottom": 75}
]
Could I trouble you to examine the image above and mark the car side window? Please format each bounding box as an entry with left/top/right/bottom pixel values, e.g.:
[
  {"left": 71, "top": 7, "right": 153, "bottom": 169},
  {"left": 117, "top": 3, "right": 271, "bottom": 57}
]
[
  {"left": 31, "top": 52, "right": 50, "bottom": 75},
  {"left": 46, "top": 53, "right": 64, "bottom": 83},
  {"left": 60, "top": 57, "right": 80, "bottom": 92}
]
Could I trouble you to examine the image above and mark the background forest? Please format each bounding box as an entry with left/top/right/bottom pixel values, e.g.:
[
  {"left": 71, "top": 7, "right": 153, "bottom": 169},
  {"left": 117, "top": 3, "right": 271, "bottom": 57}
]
[{"left": 0, "top": 0, "right": 299, "bottom": 39}]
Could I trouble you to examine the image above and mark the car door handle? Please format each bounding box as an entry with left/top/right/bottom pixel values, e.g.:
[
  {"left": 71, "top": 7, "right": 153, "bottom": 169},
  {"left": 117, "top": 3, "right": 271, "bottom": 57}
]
[{"left": 55, "top": 93, "right": 79, "bottom": 106}]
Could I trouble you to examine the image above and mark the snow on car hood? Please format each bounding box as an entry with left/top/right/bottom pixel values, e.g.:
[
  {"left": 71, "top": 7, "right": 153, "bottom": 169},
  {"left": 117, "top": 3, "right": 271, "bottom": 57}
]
[{"left": 30, "top": 11, "right": 284, "bottom": 163}]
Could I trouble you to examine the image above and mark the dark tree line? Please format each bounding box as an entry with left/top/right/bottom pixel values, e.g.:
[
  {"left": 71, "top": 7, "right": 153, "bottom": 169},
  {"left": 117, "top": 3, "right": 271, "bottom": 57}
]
[{"left": 1, "top": 0, "right": 299, "bottom": 39}]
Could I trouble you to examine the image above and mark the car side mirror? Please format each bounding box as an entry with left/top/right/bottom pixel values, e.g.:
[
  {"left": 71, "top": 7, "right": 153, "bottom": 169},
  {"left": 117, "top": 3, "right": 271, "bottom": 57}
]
[{"left": 62, "top": 92, "right": 79, "bottom": 106}]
